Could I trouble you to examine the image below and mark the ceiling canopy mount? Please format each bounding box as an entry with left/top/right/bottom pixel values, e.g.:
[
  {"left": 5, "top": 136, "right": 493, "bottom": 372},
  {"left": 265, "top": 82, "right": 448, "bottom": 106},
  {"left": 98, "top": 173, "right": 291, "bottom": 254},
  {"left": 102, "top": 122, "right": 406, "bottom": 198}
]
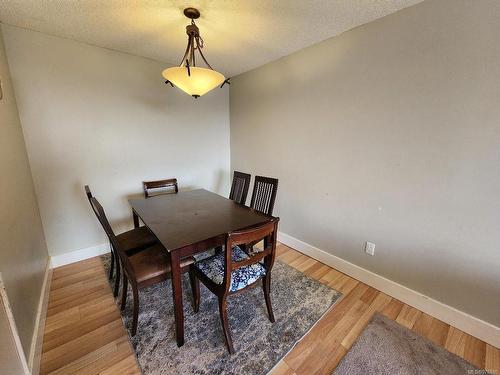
[{"left": 183, "top": 7, "right": 200, "bottom": 20}]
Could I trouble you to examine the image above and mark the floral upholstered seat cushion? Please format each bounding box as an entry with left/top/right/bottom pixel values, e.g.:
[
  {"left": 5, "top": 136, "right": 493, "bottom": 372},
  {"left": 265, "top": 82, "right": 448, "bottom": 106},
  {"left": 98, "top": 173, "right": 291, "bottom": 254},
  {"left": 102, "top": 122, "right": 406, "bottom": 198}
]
[{"left": 194, "top": 246, "right": 266, "bottom": 292}]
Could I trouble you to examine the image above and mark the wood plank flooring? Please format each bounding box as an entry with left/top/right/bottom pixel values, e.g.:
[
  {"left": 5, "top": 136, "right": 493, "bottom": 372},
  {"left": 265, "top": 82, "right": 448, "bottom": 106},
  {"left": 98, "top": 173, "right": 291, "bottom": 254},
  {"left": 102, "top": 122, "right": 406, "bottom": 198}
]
[
  {"left": 40, "top": 257, "right": 140, "bottom": 374},
  {"left": 270, "top": 244, "right": 500, "bottom": 375},
  {"left": 40, "top": 243, "right": 500, "bottom": 374}
]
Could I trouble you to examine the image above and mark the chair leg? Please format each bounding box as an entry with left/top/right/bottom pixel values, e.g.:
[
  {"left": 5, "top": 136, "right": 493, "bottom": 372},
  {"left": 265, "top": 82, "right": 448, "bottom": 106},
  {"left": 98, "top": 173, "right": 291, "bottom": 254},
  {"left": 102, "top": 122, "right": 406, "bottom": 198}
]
[
  {"left": 218, "top": 296, "right": 235, "bottom": 354},
  {"left": 113, "top": 250, "right": 121, "bottom": 297},
  {"left": 120, "top": 273, "right": 128, "bottom": 312},
  {"left": 109, "top": 248, "right": 115, "bottom": 280},
  {"left": 189, "top": 269, "right": 200, "bottom": 313},
  {"left": 133, "top": 211, "right": 139, "bottom": 228},
  {"left": 131, "top": 286, "right": 140, "bottom": 336},
  {"left": 113, "top": 253, "right": 120, "bottom": 298},
  {"left": 263, "top": 274, "right": 275, "bottom": 323}
]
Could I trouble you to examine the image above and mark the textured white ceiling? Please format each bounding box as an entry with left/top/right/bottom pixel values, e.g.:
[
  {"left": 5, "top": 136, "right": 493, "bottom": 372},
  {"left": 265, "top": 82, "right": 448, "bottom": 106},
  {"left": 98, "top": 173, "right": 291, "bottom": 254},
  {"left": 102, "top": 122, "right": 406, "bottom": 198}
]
[{"left": 0, "top": 0, "right": 423, "bottom": 77}]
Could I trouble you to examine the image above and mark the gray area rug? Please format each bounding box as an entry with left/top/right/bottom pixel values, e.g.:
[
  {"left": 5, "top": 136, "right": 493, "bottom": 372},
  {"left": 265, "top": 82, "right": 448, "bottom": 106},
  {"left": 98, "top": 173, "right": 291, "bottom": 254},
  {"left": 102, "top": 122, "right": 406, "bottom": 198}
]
[
  {"left": 101, "top": 254, "right": 341, "bottom": 374},
  {"left": 333, "top": 313, "right": 478, "bottom": 375}
]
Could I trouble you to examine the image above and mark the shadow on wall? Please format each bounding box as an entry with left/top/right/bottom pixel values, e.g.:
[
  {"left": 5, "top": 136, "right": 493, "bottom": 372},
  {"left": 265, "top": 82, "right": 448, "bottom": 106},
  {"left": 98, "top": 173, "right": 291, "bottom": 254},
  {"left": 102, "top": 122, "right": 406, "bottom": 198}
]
[
  {"left": 213, "top": 168, "right": 228, "bottom": 195},
  {"left": 177, "top": 185, "right": 197, "bottom": 193},
  {"left": 75, "top": 181, "right": 139, "bottom": 235}
]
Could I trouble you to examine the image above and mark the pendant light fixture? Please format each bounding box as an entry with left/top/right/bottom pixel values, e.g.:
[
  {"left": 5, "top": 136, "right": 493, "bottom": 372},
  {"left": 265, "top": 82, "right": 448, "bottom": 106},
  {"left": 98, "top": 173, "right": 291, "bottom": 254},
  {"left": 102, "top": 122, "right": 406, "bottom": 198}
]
[{"left": 162, "top": 7, "right": 228, "bottom": 98}]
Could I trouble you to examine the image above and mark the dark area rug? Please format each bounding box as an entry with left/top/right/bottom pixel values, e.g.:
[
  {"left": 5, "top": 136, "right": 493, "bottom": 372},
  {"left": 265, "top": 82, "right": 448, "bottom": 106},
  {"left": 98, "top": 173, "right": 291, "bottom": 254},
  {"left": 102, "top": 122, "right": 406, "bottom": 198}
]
[
  {"left": 101, "top": 254, "right": 341, "bottom": 374},
  {"left": 332, "top": 313, "right": 479, "bottom": 375}
]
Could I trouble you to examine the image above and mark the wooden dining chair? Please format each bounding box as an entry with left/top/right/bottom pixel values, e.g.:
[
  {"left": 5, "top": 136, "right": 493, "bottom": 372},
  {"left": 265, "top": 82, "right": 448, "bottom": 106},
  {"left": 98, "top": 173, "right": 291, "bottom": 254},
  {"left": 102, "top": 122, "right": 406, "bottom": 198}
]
[
  {"left": 85, "top": 185, "right": 157, "bottom": 297},
  {"left": 143, "top": 178, "right": 178, "bottom": 198},
  {"left": 189, "top": 218, "right": 279, "bottom": 353},
  {"left": 88, "top": 194, "right": 195, "bottom": 336},
  {"left": 229, "top": 171, "right": 251, "bottom": 205},
  {"left": 133, "top": 178, "right": 179, "bottom": 227},
  {"left": 250, "top": 176, "right": 278, "bottom": 216}
]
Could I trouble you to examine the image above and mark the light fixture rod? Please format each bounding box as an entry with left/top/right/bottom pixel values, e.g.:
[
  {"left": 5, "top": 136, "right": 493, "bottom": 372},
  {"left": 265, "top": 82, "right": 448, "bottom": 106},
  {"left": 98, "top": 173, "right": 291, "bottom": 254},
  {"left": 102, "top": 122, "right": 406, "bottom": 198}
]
[
  {"left": 179, "top": 34, "right": 193, "bottom": 66},
  {"left": 194, "top": 36, "right": 214, "bottom": 70},
  {"left": 177, "top": 17, "right": 213, "bottom": 70},
  {"left": 190, "top": 35, "right": 196, "bottom": 66}
]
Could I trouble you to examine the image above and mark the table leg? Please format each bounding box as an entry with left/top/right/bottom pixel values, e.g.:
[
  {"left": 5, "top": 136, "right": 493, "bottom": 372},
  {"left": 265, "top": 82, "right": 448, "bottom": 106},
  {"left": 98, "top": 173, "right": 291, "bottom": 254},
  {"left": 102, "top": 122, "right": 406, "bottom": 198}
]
[
  {"left": 133, "top": 211, "right": 139, "bottom": 228},
  {"left": 169, "top": 251, "right": 184, "bottom": 346}
]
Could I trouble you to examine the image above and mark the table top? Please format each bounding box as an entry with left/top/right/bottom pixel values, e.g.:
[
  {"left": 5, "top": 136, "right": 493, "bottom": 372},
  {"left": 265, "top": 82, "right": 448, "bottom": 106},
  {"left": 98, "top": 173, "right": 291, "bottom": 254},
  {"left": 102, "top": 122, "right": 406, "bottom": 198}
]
[{"left": 129, "top": 189, "right": 273, "bottom": 252}]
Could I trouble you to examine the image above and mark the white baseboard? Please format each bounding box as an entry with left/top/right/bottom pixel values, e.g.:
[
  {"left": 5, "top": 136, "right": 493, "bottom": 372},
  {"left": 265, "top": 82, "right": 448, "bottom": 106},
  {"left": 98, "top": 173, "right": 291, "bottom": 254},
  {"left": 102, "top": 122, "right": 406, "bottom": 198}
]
[
  {"left": 28, "top": 259, "right": 52, "bottom": 375},
  {"left": 50, "top": 243, "right": 110, "bottom": 268},
  {"left": 278, "top": 231, "right": 500, "bottom": 348},
  {"left": 0, "top": 273, "right": 31, "bottom": 375}
]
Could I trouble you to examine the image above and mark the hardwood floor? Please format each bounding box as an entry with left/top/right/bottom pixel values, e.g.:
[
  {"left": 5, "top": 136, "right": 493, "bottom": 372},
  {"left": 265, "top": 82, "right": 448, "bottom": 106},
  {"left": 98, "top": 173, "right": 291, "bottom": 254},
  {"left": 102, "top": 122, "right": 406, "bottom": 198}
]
[
  {"left": 40, "top": 257, "right": 140, "bottom": 374},
  {"left": 270, "top": 244, "right": 500, "bottom": 375},
  {"left": 40, "top": 243, "right": 500, "bottom": 374}
]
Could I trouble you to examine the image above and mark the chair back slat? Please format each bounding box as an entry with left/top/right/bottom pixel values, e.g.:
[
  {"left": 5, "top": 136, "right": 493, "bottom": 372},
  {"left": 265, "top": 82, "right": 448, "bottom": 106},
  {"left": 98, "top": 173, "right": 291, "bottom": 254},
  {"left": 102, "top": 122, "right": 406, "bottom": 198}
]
[
  {"left": 221, "top": 219, "right": 279, "bottom": 290},
  {"left": 229, "top": 171, "right": 251, "bottom": 205},
  {"left": 228, "top": 221, "right": 276, "bottom": 247},
  {"left": 143, "top": 178, "right": 178, "bottom": 198},
  {"left": 232, "top": 250, "right": 268, "bottom": 270},
  {"left": 250, "top": 176, "right": 278, "bottom": 216}
]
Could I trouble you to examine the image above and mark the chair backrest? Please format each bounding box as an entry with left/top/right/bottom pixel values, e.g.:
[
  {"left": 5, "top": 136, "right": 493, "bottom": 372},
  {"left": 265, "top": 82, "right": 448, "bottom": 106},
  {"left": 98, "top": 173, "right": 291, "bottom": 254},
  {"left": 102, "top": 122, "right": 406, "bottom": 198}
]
[
  {"left": 250, "top": 176, "right": 278, "bottom": 216},
  {"left": 143, "top": 178, "right": 178, "bottom": 198},
  {"left": 221, "top": 218, "right": 279, "bottom": 291},
  {"left": 85, "top": 185, "right": 93, "bottom": 200},
  {"left": 229, "top": 171, "right": 251, "bottom": 205},
  {"left": 85, "top": 185, "right": 100, "bottom": 220},
  {"left": 88, "top": 196, "right": 116, "bottom": 243},
  {"left": 87, "top": 192, "right": 136, "bottom": 278}
]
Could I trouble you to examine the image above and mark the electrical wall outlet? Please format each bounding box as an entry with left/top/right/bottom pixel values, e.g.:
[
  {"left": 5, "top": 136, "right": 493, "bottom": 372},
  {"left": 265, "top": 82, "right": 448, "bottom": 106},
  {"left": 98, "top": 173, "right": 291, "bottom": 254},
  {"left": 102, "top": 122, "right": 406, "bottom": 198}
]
[{"left": 365, "top": 241, "right": 376, "bottom": 256}]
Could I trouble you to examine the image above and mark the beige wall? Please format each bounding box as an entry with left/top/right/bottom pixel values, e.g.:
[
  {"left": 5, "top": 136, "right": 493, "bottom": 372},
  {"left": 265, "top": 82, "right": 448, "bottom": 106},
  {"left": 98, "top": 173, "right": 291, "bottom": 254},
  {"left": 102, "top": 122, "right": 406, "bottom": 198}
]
[
  {"left": 0, "top": 26, "right": 49, "bottom": 358},
  {"left": 1, "top": 277, "right": 28, "bottom": 375},
  {"left": 2, "top": 25, "right": 231, "bottom": 257},
  {"left": 230, "top": 0, "right": 500, "bottom": 326}
]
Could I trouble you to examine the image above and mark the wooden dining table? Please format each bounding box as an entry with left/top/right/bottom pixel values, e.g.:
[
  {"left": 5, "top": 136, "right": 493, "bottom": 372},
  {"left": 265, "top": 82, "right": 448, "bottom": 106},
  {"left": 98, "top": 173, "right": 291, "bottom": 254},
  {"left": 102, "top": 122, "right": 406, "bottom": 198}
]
[{"left": 129, "top": 189, "right": 274, "bottom": 346}]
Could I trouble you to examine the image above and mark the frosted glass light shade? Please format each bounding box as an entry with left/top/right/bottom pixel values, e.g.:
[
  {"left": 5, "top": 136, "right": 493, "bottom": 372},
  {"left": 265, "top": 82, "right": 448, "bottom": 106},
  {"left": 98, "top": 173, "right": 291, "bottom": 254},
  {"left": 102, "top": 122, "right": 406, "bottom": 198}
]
[{"left": 162, "top": 66, "right": 225, "bottom": 97}]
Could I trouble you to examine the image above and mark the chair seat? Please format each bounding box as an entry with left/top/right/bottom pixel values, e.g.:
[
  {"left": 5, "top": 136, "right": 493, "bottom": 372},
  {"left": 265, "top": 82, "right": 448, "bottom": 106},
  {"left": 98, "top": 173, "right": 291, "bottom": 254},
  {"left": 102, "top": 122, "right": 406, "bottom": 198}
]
[
  {"left": 194, "top": 246, "right": 266, "bottom": 292},
  {"left": 116, "top": 226, "right": 156, "bottom": 255},
  {"left": 129, "top": 244, "right": 194, "bottom": 284}
]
